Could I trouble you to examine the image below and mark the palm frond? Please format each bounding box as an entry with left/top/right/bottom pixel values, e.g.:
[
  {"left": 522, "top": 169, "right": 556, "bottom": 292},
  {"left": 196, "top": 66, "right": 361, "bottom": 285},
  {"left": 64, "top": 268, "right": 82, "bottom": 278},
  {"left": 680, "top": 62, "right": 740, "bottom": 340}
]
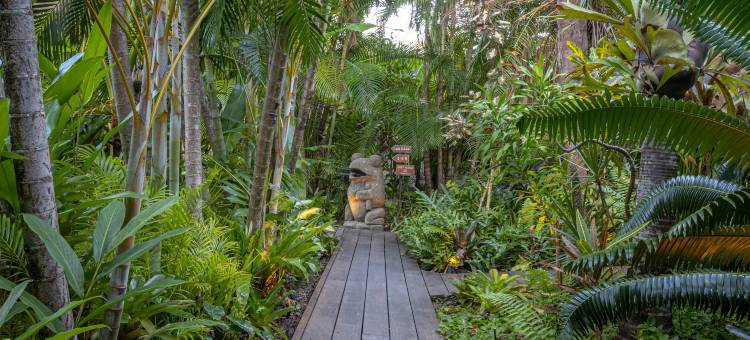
[
  {"left": 652, "top": 0, "right": 750, "bottom": 70},
  {"left": 561, "top": 272, "right": 750, "bottom": 339},
  {"left": 618, "top": 175, "right": 743, "bottom": 237},
  {"left": 0, "top": 215, "right": 28, "bottom": 280},
  {"left": 520, "top": 93, "right": 750, "bottom": 168}
]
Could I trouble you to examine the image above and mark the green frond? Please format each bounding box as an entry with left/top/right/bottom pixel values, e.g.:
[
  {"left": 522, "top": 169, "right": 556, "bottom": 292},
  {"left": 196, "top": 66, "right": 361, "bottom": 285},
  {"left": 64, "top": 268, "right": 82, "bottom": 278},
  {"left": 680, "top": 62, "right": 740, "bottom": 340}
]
[
  {"left": 651, "top": 0, "right": 750, "bottom": 69},
  {"left": 561, "top": 272, "right": 750, "bottom": 339},
  {"left": 665, "top": 188, "right": 750, "bottom": 238},
  {"left": 618, "top": 175, "right": 743, "bottom": 237},
  {"left": 0, "top": 215, "right": 28, "bottom": 280},
  {"left": 642, "top": 236, "right": 750, "bottom": 273},
  {"left": 483, "top": 292, "right": 553, "bottom": 339},
  {"left": 520, "top": 93, "right": 750, "bottom": 168}
]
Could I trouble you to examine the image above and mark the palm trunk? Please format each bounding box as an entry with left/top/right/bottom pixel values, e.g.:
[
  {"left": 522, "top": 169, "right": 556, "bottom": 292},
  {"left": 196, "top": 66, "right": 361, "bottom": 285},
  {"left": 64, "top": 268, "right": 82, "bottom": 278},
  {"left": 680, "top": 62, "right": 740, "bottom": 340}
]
[
  {"left": 0, "top": 0, "right": 73, "bottom": 330},
  {"left": 103, "top": 1, "right": 164, "bottom": 335},
  {"left": 181, "top": 0, "right": 204, "bottom": 218},
  {"left": 324, "top": 32, "right": 352, "bottom": 158},
  {"left": 247, "top": 25, "right": 287, "bottom": 237},
  {"left": 150, "top": 7, "right": 169, "bottom": 189},
  {"left": 288, "top": 58, "right": 322, "bottom": 172},
  {"left": 436, "top": 146, "right": 445, "bottom": 189},
  {"left": 202, "top": 62, "right": 227, "bottom": 162},
  {"left": 447, "top": 146, "right": 454, "bottom": 181},
  {"left": 168, "top": 15, "right": 183, "bottom": 194},
  {"left": 422, "top": 151, "right": 433, "bottom": 193},
  {"left": 270, "top": 64, "right": 298, "bottom": 214},
  {"left": 109, "top": 0, "right": 134, "bottom": 161}
]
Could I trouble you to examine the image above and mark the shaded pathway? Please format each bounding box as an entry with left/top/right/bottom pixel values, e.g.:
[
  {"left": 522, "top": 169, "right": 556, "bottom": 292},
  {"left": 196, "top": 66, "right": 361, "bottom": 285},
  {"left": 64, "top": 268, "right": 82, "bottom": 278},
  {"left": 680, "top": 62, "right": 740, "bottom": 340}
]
[{"left": 293, "top": 229, "right": 444, "bottom": 340}]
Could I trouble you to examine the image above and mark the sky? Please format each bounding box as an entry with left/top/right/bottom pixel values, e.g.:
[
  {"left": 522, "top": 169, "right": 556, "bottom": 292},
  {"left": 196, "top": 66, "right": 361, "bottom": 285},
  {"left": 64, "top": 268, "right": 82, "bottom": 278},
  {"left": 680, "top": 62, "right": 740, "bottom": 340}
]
[{"left": 364, "top": 5, "right": 421, "bottom": 44}]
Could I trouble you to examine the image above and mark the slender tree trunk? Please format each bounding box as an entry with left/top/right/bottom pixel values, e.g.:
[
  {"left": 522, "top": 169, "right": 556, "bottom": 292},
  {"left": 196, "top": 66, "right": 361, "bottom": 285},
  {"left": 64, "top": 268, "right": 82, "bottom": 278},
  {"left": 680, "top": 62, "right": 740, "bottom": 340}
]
[
  {"left": 202, "top": 62, "right": 227, "bottom": 162},
  {"left": 270, "top": 64, "right": 298, "bottom": 214},
  {"left": 324, "top": 32, "right": 352, "bottom": 158},
  {"left": 453, "top": 145, "right": 462, "bottom": 179},
  {"left": 247, "top": 26, "right": 287, "bottom": 238},
  {"left": 168, "top": 16, "right": 183, "bottom": 194},
  {"left": 109, "top": 0, "right": 134, "bottom": 161},
  {"left": 423, "top": 151, "right": 433, "bottom": 193},
  {"left": 103, "top": 0, "right": 165, "bottom": 334},
  {"left": 0, "top": 0, "right": 73, "bottom": 330},
  {"left": 181, "top": 0, "right": 203, "bottom": 218},
  {"left": 437, "top": 146, "right": 445, "bottom": 189},
  {"left": 150, "top": 6, "right": 169, "bottom": 189},
  {"left": 447, "top": 146, "right": 454, "bottom": 181}
]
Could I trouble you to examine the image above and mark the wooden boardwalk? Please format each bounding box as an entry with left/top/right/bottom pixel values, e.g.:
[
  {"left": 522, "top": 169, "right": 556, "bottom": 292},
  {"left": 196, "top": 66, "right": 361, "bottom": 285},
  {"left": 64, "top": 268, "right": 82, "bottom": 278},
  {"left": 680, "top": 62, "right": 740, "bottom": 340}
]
[{"left": 293, "top": 229, "right": 445, "bottom": 340}]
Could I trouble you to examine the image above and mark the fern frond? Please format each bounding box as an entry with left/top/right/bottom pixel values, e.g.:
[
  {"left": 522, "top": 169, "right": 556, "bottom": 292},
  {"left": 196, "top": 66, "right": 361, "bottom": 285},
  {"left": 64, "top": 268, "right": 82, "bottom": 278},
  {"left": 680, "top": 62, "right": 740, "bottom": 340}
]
[
  {"left": 618, "top": 176, "right": 743, "bottom": 237},
  {"left": 520, "top": 94, "right": 750, "bottom": 168},
  {"left": 561, "top": 272, "right": 750, "bottom": 339},
  {"left": 484, "top": 292, "right": 553, "bottom": 339}
]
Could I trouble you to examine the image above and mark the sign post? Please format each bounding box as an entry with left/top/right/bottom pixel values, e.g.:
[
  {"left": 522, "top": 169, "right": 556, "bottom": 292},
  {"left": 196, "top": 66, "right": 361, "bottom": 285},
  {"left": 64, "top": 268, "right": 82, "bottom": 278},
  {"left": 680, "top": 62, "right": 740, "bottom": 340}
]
[{"left": 391, "top": 145, "right": 412, "bottom": 215}]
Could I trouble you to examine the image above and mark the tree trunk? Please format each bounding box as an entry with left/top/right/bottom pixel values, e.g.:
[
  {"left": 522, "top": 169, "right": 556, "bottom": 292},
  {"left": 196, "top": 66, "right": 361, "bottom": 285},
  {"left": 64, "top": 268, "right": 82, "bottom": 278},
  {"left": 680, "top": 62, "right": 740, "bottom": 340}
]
[
  {"left": 0, "top": 0, "right": 73, "bottom": 330},
  {"left": 202, "top": 62, "right": 227, "bottom": 162},
  {"left": 181, "top": 0, "right": 204, "bottom": 218},
  {"left": 436, "top": 146, "right": 445, "bottom": 189},
  {"left": 103, "top": 1, "right": 162, "bottom": 335},
  {"left": 447, "top": 146, "right": 454, "bottom": 181},
  {"left": 168, "top": 15, "right": 183, "bottom": 194},
  {"left": 422, "top": 151, "right": 433, "bottom": 193},
  {"left": 270, "top": 64, "right": 298, "bottom": 214},
  {"left": 150, "top": 6, "right": 169, "bottom": 189},
  {"left": 247, "top": 26, "right": 287, "bottom": 238},
  {"left": 109, "top": 0, "right": 134, "bottom": 161},
  {"left": 555, "top": 0, "right": 589, "bottom": 75}
]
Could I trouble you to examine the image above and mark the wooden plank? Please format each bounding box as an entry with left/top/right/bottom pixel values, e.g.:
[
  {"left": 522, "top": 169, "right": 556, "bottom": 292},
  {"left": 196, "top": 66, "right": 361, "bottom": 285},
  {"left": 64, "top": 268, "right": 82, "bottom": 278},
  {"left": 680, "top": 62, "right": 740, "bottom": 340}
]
[
  {"left": 385, "top": 232, "right": 418, "bottom": 339},
  {"left": 292, "top": 227, "right": 347, "bottom": 339},
  {"left": 332, "top": 230, "right": 372, "bottom": 340},
  {"left": 401, "top": 243, "right": 442, "bottom": 340},
  {"left": 421, "top": 270, "right": 450, "bottom": 297},
  {"left": 362, "top": 231, "right": 389, "bottom": 340},
  {"left": 301, "top": 229, "right": 361, "bottom": 340}
]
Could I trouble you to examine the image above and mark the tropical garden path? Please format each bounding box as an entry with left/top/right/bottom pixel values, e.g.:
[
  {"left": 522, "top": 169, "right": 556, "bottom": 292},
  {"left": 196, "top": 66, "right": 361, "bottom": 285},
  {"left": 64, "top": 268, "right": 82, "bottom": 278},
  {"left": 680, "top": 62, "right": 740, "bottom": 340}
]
[{"left": 293, "top": 228, "right": 451, "bottom": 340}]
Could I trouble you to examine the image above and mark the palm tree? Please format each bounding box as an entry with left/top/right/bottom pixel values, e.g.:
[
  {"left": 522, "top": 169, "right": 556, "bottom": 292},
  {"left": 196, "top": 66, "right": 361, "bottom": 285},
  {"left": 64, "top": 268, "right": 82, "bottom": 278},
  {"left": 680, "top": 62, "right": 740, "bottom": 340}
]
[
  {"left": 108, "top": 0, "right": 135, "bottom": 161},
  {"left": 246, "top": 0, "right": 325, "bottom": 237},
  {"left": 0, "top": 0, "right": 73, "bottom": 330},
  {"left": 182, "top": 0, "right": 205, "bottom": 218}
]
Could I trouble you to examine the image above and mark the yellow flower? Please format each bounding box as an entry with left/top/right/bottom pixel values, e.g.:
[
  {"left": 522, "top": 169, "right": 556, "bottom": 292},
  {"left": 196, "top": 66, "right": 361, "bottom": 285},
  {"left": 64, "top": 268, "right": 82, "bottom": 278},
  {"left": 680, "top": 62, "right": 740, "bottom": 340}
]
[
  {"left": 447, "top": 256, "right": 461, "bottom": 268},
  {"left": 297, "top": 207, "right": 321, "bottom": 220},
  {"left": 537, "top": 216, "right": 547, "bottom": 225},
  {"left": 500, "top": 273, "right": 509, "bottom": 280}
]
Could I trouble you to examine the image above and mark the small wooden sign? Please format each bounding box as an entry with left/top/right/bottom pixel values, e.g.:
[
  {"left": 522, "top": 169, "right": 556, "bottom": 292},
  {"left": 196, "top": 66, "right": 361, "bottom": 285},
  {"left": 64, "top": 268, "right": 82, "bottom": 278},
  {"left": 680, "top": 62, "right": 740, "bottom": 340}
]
[
  {"left": 395, "top": 164, "right": 415, "bottom": 176},
  {"left": 391, "top": 145, "right": 412, "bottom": 154},
  {"left": 392, "top": 153, "right": 410, "bottom": 164}
]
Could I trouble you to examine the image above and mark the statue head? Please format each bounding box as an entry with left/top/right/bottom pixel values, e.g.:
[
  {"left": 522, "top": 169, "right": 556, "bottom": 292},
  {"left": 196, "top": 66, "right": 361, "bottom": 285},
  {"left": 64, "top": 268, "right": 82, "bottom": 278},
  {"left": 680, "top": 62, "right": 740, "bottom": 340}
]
[{"left": 349, "top": 154, "right": 383, "bottom": 182}]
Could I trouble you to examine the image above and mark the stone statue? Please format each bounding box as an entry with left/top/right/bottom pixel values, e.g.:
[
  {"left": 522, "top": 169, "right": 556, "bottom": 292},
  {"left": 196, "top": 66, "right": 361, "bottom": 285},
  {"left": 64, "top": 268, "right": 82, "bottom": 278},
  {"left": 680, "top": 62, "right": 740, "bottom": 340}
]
[{"left": 344, "top": 153, "right": 386, "bottom": 229}]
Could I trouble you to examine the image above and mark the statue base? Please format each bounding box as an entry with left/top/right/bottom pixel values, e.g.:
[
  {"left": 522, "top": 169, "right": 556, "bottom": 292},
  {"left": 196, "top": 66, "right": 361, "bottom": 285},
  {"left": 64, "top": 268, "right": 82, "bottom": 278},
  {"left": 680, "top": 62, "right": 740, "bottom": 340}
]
[{"left": 342, "top": 221, "right": 385, "bottom": 231}]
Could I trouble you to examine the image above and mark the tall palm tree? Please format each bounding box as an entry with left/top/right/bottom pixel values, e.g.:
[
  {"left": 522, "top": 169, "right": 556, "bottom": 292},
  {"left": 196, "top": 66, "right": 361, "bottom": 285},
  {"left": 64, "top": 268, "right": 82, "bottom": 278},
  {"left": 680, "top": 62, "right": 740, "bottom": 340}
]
[
  {"left": 0, "top": 0, "right": 73, "bottom": 330},
  {"left": 182, "top": 0, "right": 205, "bottom": 218},
  {"left": 109, "top": 0, "right": 134, "bottom": 161},
  {"left": 246, "top": 0, "right": 325, "bottom": 237}
]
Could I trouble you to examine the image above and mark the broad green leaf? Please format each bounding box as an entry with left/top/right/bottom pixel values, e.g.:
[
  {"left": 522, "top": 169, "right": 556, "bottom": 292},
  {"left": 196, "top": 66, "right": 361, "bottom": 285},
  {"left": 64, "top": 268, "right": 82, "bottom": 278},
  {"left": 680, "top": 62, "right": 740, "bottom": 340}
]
[
  {"left": 99, "top": 227, "right": 188, "bottom": 280},
  {"left": 142, "top": 319, "right": 228, "bottom": 339},
  {"left": 0, "top": 280, "right": 28, "bottom": 327},
  {"left": 648, "top": 28, "right": 690, "bottom": 65},
  {"left": 0, "top": 160, "right": 18, "bottom": 213},
  {"left": 47, "top": 324, "right": 109, "bottom": 340},
  {"left": 111, "top": 196, "right": 179, "bottom": 247},
  {"left": 0, "top": 276, "right": 62, "bottom": 332},
  {"left": 37, "top": 53, "right": 58, "bottom": 80},
  {"left": 341, "top": 22, "right": 376, "bottom": 33},
  {"left": 17, "top": 298, "right": 93, "bottom": 340},
  {"left": 203, "top": 302, "right": 225, "bottom": 320},
  {"left": 84, "top": 1, "right": 112, "bottom": 60},
  {"left": 23, "top": 214, "right": 85, "bottom": 297},
  {"left": 44, "top": 57, "right": 103, "bottom": 106},
  {"left": 640, "top": 2, "right": 667, "bottom": 27},
  {"left": 93, "top": 200, "right": 126, "bottom": 262},
  {"left": 80, "top": 275, "right": 185, "bottom": 325},
  {"left": 556, "top": 3, "right": 620, "bottom": 25},
  {"left": 0, "top": 98, "right": 8, "bottom": 144}
]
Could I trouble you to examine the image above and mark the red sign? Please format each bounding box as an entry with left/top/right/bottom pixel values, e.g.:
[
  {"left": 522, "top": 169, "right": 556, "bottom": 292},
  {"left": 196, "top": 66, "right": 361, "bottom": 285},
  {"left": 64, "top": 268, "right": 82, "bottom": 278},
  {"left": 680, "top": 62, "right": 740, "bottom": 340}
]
[
  {"left": 395, "top": 164, "right": 415, "bottom": 176},
  {"left": 392, "top": 154, "right": 410, "bottom": 164},
  {"left": 391, "top": 145, "right": 412, "bottom": 154}
]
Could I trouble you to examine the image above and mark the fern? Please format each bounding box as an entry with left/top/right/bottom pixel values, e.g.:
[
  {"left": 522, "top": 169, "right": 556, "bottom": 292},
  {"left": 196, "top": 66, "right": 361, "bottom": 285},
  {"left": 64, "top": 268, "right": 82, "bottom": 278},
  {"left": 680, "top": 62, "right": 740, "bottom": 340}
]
[
  {"left": 484, "top": 292, "right": 553, "bottom": 339},
  {"left": 0, "top": 215, "right": 28, "bottom": 280}
]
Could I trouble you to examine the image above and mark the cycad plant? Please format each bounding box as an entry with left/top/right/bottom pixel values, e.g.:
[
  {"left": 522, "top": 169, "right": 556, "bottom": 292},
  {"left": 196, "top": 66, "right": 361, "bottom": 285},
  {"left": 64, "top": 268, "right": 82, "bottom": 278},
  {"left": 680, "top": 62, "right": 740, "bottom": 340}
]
[{"left": 521, "top": 0, "right": 750, "bottom": 336}]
